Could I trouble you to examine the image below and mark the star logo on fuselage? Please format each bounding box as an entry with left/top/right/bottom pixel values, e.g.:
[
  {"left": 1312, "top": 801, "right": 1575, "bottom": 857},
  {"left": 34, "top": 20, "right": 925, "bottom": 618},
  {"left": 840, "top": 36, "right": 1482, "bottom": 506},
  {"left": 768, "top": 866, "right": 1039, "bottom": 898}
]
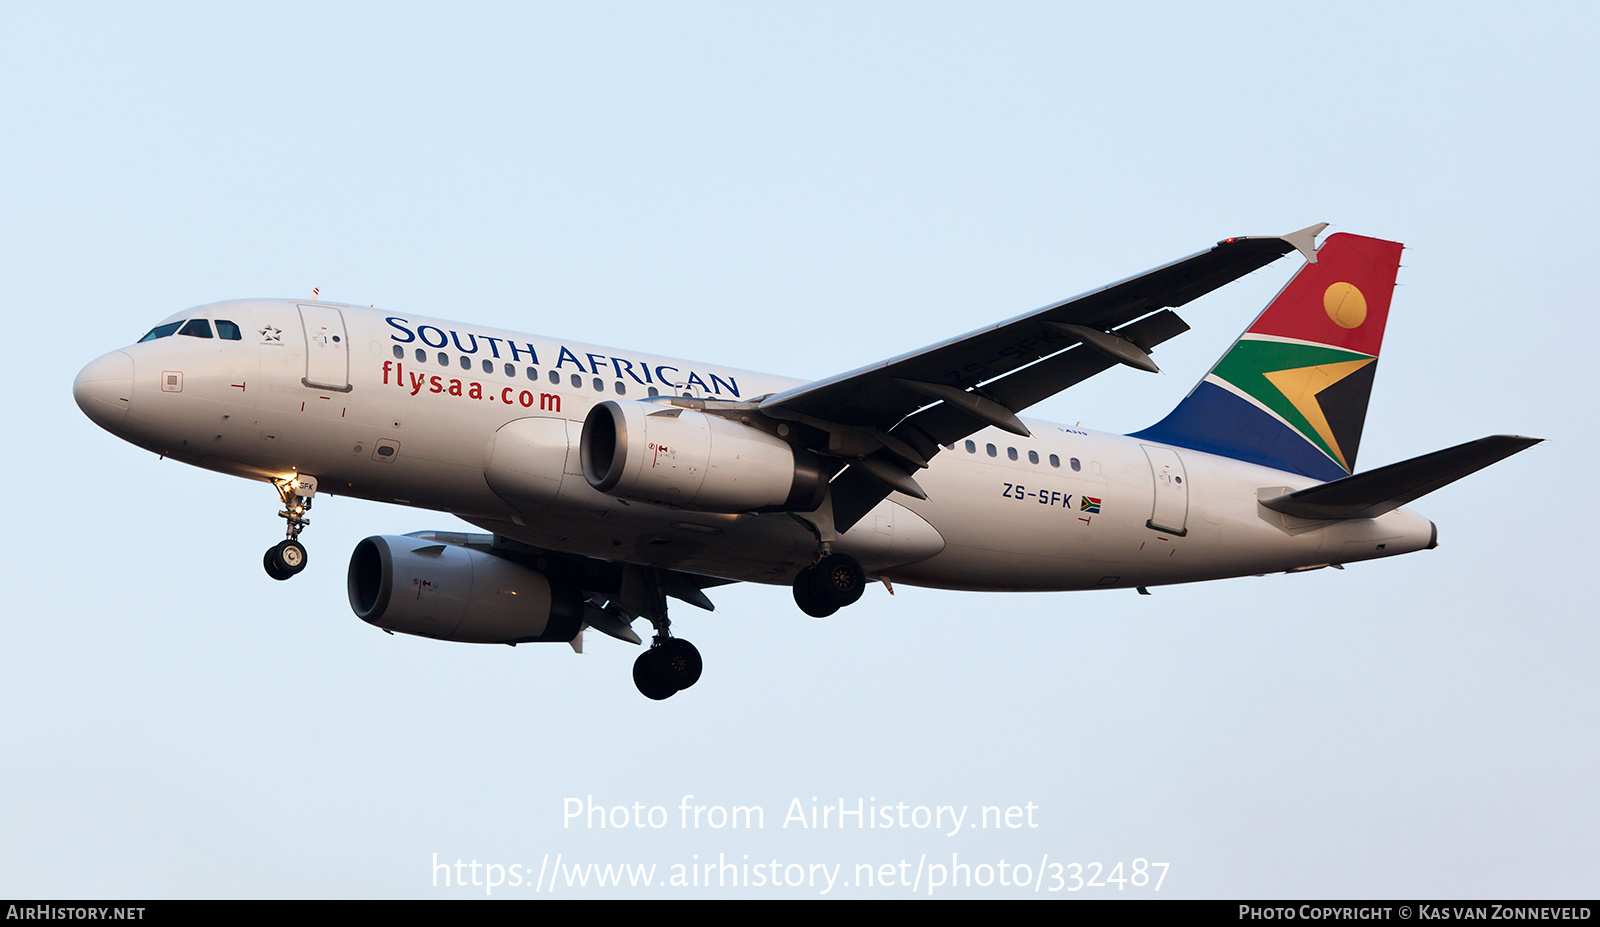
[{"left": 260, "top": 325, "right": 282, "bottom": 343}]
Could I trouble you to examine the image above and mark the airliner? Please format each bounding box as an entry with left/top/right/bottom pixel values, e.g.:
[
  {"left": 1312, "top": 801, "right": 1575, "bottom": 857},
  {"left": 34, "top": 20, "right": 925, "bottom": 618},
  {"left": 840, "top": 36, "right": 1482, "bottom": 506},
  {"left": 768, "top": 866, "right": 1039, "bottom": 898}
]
[{"left": 72, "top": 225, "right": 1539, "bottom": 699}]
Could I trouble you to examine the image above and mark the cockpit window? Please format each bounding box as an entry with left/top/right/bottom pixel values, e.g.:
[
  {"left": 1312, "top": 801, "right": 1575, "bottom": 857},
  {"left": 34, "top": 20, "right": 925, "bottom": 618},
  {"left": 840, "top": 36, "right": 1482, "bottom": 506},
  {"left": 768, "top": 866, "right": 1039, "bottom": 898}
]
[
  {"left": 138, "top": 321, "right": 184, "bottom": 342},
  {"left": 179, "top": 319, "right": 214, "bottom": 339},
  {"left": 215, "top": 320, "right": 242, "bottom": 341}
]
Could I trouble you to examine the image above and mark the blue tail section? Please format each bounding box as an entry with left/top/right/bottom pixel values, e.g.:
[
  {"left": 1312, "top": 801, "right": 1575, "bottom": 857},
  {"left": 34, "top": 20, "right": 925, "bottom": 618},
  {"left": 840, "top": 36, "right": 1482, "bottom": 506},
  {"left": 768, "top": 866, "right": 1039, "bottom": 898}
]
[{"left": 1135, "top": 380, "right": 1353, "bottom": 481}]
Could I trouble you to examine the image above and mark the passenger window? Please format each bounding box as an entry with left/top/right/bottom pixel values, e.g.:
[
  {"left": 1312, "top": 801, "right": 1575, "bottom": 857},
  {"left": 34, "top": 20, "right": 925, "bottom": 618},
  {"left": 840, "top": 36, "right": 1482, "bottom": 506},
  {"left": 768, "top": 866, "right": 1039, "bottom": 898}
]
[
  {"left": 615, "top": 381, "right": 626, "bottom": 395},
  {"left": 179, "top": 319, "right": 213, "bottom": 339},
  {"left": 437, "top": 352, "right": 448, "bottom": 366},
  {"left": 571, "top": 374, "right": 582, "bottom": 388},
  {"left": 548, "top": 370, "right": 559, "bottom": 385},
  {"left": 648, "top": 386, "right": 660, "bottom": 397},
  {"left": 593, "top": 377, "right": 604, "bottom": 391},
  {"left": 504, "top": 364, "right": 515, "bottom": 377},
  {"left": 1071, "top": 457, "right": 1082, "bottom": 471},
  {"left": 392, "top": 345, "right": 404, "bottom": 359},
  {"left": 216, "top": 320, "right": 243, "bottom": 341},
  {"left": 965, "top": 440, "right": 976, "bottom": 454},
  {"left": 482, "top": 359, "right": 493, "bottom": 374},
  {"left": 1028, "top": 450, "right": 1039, "bottom": 464},
  {"left": 526, "top": 367, "right": 537, "bottom": 380},
  {"left": 1049, "top": 454, "right": 1060, "bottom": 468},
  {"left": 1007, "top": 447, "right": 1018, "bottom": 461},
  {"left": 986, "top": 444, "right": 997, "bottom": 457},
  {"left": 459, "top": 356, "right": 471, "bottom": 371},
  {"left": 138, "top": 321, "right": 184, "bottom": 342},
  {"left": 415, "top": 349, "right": 426, "bottom": 363}
]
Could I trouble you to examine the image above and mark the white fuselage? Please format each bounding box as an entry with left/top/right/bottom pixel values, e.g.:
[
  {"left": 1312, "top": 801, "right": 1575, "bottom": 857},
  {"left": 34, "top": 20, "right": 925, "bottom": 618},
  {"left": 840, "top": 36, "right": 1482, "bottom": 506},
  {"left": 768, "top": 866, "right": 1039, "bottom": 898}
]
[{"left": 76, "top": 299, "right": 1436, "bottom": 591}]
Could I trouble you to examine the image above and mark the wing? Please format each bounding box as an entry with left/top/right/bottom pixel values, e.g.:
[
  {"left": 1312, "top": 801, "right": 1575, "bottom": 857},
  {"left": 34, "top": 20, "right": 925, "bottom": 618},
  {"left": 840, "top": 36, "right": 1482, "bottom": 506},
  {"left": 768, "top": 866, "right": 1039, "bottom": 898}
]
[
  {"left": 424, "top": 528, "right": 734, "bottom": 644},
  {"left": 758, "top": 224, "right": 1327, "bottom": 530}
]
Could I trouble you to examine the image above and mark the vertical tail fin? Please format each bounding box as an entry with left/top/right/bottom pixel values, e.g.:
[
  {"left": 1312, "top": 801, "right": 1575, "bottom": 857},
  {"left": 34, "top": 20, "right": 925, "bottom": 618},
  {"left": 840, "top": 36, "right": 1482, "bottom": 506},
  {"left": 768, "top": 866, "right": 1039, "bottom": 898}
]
[{"left": 1132, "top": 232, "right": 1404, "bottom": 481}]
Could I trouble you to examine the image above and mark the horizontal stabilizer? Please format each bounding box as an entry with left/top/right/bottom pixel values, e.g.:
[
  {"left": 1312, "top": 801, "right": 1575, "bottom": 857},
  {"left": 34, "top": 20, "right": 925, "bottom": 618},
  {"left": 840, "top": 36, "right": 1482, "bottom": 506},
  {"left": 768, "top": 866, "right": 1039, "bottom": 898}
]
[{"left": 1259, "top": 435, "right": 1542, "bottom": 520}]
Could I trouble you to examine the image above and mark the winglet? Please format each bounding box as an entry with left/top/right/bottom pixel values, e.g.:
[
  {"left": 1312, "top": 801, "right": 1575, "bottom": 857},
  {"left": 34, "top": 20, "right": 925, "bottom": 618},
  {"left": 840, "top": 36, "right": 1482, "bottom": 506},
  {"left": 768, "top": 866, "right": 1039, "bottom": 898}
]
[
  {"left": 1281, "top": 223, "right": 1329, "bottom": 264},
  {"left": 1228, "top": 222, "right": 1327, "bottom": 264}
]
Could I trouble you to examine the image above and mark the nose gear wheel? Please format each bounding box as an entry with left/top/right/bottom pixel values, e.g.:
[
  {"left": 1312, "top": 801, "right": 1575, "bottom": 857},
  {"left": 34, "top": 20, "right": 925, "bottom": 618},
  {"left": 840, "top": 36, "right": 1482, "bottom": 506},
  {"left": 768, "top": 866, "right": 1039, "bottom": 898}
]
[
  {"left": 263, "top": 476, "right": 317, "bottom": 580},
  {"left": 264, "top": 539, "right": 308, "bottom": 581}
]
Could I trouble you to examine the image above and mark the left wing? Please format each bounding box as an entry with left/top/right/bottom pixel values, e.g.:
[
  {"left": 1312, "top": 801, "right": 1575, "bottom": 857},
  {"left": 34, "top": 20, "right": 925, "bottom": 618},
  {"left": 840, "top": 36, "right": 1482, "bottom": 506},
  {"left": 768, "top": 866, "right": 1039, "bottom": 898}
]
[{"left": 757, "top": 224, "right": 1326, "bottom": 530}]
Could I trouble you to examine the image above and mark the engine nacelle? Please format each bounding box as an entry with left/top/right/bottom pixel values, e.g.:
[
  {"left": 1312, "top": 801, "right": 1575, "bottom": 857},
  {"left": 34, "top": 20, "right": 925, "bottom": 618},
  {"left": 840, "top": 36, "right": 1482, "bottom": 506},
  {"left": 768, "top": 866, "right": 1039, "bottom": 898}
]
[
  {"left": 347, "top": 536, "right": 581, "bottom": 644},
  {"left": 580, "top": 400, "right": 826, "bottom": 513}
]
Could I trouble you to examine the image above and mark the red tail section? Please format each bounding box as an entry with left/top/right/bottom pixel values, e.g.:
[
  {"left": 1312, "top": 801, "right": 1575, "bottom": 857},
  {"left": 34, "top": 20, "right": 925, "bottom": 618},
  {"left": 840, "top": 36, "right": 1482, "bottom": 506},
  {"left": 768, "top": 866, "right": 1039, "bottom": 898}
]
[{"left": 1246, "top": 234, "right": 1402, "bottom": 356}]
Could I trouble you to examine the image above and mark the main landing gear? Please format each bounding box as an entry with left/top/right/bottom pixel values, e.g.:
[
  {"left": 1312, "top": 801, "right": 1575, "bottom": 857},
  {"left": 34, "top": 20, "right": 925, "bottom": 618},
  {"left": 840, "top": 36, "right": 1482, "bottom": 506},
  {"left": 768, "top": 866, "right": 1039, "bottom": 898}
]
[
  {"left": 263, "top": 475, "right": 317, "bottom": 581},
  {"left": 792, "top": 552, "right": 866, "bottom": 618},
  {"left": 633, "top": 636, "right": 703, "bottom": 701},
  {"left": 604, "top": 564, "right": 706, "bottom": 700}
]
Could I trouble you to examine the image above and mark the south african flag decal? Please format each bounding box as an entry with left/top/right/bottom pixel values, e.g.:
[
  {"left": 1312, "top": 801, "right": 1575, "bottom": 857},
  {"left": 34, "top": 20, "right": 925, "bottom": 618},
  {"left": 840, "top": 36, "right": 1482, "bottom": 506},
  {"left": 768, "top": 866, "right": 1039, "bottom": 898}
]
[{"left": 1080, "top": 496, "right": 1101, "bottom": 514}]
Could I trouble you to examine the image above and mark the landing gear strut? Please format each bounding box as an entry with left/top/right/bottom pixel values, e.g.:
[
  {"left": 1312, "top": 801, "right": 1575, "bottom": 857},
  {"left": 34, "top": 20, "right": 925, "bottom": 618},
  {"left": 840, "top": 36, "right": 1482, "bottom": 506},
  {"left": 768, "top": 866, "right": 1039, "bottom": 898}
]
[
  {"left": 787, "top": 502, "right": 867, "bottom": 618},
  {"left": 611, "top": 564, "right": 705, "bottom": 700},
  {"left": 263, "top": 475, "right": 316, "bottom": 581}
]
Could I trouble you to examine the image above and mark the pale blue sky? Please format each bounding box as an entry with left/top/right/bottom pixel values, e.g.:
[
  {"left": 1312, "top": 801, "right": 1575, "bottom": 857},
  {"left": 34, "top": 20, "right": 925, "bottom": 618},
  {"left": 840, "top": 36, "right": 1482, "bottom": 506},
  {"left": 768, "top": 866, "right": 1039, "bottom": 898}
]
[{"left": 2, "top": 2, "right": 1595, "bottom": 898}]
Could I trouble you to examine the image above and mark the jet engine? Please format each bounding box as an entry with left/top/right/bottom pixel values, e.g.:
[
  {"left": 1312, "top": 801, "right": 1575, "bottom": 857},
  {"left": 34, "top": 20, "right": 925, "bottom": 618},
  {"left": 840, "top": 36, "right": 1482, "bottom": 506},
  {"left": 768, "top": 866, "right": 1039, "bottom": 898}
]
[
  {"left": 347, "top": 535, "right": 582, "bottom": 644},
  {"left": 580, "top": 400, "right": 826, "bottom": 513}
]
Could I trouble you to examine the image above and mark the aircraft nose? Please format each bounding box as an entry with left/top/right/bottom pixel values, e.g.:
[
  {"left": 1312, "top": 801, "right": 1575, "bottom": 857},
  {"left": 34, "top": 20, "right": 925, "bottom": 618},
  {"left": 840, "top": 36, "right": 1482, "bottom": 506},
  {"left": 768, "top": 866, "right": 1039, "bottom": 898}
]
[{"left": 74, "top": 350, "right": 134, "bottom": 430}]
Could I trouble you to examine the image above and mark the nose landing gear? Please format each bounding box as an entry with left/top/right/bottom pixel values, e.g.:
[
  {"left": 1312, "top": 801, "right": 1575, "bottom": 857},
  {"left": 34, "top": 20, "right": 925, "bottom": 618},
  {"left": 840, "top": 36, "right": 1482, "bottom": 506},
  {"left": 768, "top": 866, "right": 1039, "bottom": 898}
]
[{"left": 263, "top": 475, "right": 316, "bottom": 581}]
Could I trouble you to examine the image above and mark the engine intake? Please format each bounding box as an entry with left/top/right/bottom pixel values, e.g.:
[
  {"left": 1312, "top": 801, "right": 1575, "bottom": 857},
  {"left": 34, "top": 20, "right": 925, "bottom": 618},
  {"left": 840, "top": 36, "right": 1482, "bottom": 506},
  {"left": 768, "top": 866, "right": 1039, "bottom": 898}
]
[
  {"left": 580, "top": 401, "right": 825, "bottom": 513},
  {"left": 347, "top": 536, "right": 581, "bottom": 644}
]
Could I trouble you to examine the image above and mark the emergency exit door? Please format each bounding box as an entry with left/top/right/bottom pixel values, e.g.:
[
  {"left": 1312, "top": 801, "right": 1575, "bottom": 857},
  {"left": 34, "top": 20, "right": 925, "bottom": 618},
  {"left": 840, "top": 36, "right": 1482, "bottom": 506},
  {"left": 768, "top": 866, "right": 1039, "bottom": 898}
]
[
  {"left": 1141, "top": 444, "right": 1189, "bottom": 536},
  {"left": 298, "top": 304, "right": 351, "bottom": 392}
]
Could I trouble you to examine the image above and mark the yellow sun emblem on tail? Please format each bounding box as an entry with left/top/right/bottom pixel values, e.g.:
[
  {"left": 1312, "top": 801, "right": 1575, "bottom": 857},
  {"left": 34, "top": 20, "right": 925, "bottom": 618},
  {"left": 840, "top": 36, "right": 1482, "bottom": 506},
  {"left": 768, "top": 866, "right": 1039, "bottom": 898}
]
[{"left": 1324, "top": 282, "right": 1367, "bottom": 329}]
